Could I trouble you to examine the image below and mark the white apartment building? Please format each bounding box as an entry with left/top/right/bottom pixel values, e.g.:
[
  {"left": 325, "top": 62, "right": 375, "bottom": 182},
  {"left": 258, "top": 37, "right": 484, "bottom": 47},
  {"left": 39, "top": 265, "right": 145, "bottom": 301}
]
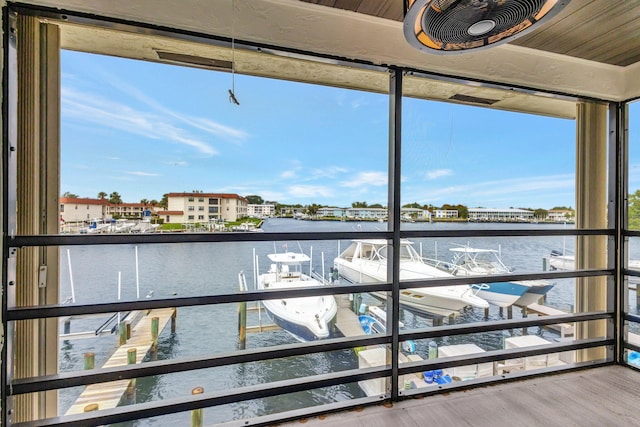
[
  {"left": 434, "top": 209, "right": 459, "bottom": 219},
  {"left": 59, "top": 197, "right": 111, "bottom": 223},
  {"left": 247, "top": 204, "right": 276, "bottom": 218},
  {"left": 316, "top": 207, "right": 430, "bottom": 221},
  {"left": 468, "top": 208, "right": 534, "bottom": 222},
  {"left": 108, "top": 202, "right": 158, "bottom": 219},
  {"left": 159, "top": 193, "right": 248, "bottom": 223},
  {"left": 547, "top": 209, "right": 574, "bottom": 222}
]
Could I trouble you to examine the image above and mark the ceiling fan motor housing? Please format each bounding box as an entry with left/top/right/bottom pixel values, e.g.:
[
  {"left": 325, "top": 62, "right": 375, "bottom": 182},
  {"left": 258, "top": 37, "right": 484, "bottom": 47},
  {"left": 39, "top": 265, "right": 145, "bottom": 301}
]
[{"left": 404, "top": 0, "right": 571, "bottom": 54}]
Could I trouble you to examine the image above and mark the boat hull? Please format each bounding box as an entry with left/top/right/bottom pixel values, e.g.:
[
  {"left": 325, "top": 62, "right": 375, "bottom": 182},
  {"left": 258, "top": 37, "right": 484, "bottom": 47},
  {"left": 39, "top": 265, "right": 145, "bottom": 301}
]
[
  {"left": 368, "top": 290, "right": 480, "bottom": 317},
  {"left": 476, "top": 281, "right": 554, "bottom": 308},
  {"left": 513, "top": 282, "right": 555, "bottom": 307},
  {"left": 335, "top": 260, "right": 488, "bottom": 317},
  {"left": 263, "top": 302, "right": 336, "bottom": 341},
  {"left": 476, "top": 281, "right": 528, "bottom": 308}
]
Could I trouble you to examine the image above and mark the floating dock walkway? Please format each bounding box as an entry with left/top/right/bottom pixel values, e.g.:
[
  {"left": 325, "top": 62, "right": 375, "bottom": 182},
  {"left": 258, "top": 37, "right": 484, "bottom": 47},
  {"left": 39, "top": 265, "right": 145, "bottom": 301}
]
[{"left": 65, "top": 307, "right": 177, "bottom": 415}]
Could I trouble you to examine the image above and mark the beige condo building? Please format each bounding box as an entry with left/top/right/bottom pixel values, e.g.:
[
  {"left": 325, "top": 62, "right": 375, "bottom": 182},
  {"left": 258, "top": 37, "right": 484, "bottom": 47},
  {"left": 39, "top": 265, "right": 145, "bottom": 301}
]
[{"left": 158, "top": 192, "right": 248, "bottom": 224}]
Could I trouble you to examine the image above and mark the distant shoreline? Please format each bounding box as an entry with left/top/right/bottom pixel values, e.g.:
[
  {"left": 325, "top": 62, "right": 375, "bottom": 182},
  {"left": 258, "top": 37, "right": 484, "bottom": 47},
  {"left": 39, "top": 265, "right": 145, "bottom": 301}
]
[{"left": 288, "top": 216, "right": 574, "bottom": 225}]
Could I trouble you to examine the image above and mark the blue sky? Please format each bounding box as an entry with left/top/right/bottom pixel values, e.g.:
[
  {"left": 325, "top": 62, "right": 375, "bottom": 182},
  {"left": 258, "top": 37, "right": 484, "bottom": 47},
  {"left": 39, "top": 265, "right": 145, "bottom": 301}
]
[{"left": 62, "top": 50, "right": 581, "bottom": 209}]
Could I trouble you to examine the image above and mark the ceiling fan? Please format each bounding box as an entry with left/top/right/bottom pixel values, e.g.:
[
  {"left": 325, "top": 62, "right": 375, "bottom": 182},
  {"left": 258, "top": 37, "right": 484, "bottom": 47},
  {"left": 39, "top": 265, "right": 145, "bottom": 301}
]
[{"left": 403, "top": 0, "right": 571, "bottom": 54}]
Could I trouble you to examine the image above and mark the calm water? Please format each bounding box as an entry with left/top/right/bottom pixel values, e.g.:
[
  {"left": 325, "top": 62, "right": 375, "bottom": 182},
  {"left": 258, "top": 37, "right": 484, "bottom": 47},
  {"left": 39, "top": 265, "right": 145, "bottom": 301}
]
[{"left": 56, "top": 219, "right": 633, "bottom": 425}]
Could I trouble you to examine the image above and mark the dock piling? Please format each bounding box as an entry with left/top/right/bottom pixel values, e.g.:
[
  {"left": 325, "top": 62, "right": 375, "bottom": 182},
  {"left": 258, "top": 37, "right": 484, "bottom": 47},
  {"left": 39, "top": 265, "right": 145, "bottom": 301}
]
[
  {"left": 126, "top": 348, "right": 137, "bottom": 397},
  {"left": 171, "top": 310, "right": 177, "bottom": 333},
  {"left": 191, "top": 387, "right": 204, "bottom": 427},
  {"left": 119, "top": 321, "right": 127, "bottom": 346},
  {"left": 151, "top": 316, "right": 159, "bottom": 352},
  {"left": 84, "top": 352, "right": 95, "bottom": 370},
  {"left": 238, "top": 271, "right": 248, "bottom": 349},
  {"left": 238, "top": 300, "right": 247, "bottom": 350}
]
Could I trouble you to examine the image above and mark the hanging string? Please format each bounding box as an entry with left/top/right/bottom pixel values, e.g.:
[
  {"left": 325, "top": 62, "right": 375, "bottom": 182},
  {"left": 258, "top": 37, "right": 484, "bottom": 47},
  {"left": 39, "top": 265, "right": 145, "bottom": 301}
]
[{"left": 228, "top": 0, "right": 240, "bottom": 105}]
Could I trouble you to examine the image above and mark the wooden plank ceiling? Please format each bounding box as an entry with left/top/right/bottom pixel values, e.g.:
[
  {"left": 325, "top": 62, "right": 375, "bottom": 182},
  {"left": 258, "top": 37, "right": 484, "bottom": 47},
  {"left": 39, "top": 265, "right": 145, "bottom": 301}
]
[{"left": 299, "top": 0, "right": 640, "bottom": 67}]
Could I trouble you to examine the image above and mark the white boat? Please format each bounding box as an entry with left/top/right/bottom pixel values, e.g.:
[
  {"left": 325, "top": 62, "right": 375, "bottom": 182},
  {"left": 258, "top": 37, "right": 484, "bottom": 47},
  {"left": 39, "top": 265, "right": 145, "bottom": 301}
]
[
  {"left": 446, "top": 246, "right": 554, "bottom": 308},
  {"left": 80, "top": 218, "right": 111, "bottom": 234},
  {"left": 547, "top": 250, "right": 640, "bottom": 285},
  {"left": 333, "top": 239, "right": 489, "bottom": 317},
  {"left": 257, "top": 252, "right": 337, "bottom": 341},
  {"left": 547, "top": 250, "right": 575, "bottom": 271},
  {"left": 232, "top": 222, "right": 263, "bottom": 232}
]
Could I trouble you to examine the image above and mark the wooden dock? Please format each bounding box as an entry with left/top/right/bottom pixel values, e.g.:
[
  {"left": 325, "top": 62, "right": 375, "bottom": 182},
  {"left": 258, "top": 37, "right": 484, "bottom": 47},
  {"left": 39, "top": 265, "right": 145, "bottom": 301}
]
[
  {"left": 334, "top": 294, "right": 366, "bottom": 338},
  {"left": 65, "top": 307, "right": 177, "bottom": 415},
  {"left": 526, "top": 303, "right": 574, "bottom": 338}
]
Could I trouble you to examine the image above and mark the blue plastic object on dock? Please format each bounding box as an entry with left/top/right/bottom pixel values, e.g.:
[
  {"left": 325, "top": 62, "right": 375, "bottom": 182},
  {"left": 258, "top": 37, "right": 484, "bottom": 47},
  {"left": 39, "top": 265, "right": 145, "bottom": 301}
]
[
  {"left": 436, "top": 374, "right": 452, "bottom": 384},
  {"left": 433, "top": 369, "right": 452, "bottom": 384}
]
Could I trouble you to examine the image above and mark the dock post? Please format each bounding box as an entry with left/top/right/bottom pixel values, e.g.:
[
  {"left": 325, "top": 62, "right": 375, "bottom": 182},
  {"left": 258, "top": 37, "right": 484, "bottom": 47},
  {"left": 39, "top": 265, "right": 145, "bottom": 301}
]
[
  {"left": 151, "top": 316, "right": 159, "bottom": 352},
  {"left": 126, "top": 322, "right": 132, "bottom": 340},
  {"left": 126, "top": 348, "right": 137, "bottom": 397},
  {"left": 191, "top": 387, "right": 204, "bottom": 427},
  {"left": 507, "top": 306, "right": 513, "bottom": 319},
  {"left": 84, "top": 352, "right": 95, "bottom": 370},
  {"left": 171, "top": 309, "right": 177, "bottom": 333},
  {"left": 484, "top": 307, "right": 489, "bottom": 318},
  {"left": 238, "top": 299, "right": 247, "bottom": 350},
  {"left": 499, "top": 307, "right": 504, "bottom": 317},
  {"left": 119, "top": 321, "right": 127, "bottom": 346},
  {"left": 521, "top": 306, "right": 528, "bottom": 334},
  {"left": 64, "top": 318, "right": 71, "bottom": 335}
]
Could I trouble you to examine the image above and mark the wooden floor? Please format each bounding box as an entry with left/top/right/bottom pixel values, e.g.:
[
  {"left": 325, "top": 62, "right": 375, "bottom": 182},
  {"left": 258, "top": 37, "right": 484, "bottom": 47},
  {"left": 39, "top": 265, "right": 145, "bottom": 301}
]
[{"left": 280, "top": 365, "right": 640, "bottom": 427}]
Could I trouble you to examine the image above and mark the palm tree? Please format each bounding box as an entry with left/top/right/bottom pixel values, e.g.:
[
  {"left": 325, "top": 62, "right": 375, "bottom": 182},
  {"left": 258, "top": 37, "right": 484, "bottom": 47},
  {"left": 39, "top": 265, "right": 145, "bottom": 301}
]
[
  {"left": 109, "top": 192, "right": 123, "bottom": 204},
  {"left": 97, "top": 191, "right": 107, "bottom": 199},
  {"left": 159, "top": 194, "right": 168, "bottom": 209},
  {"left": 140, "top": 198, "right": 149, "bottom": 206}
]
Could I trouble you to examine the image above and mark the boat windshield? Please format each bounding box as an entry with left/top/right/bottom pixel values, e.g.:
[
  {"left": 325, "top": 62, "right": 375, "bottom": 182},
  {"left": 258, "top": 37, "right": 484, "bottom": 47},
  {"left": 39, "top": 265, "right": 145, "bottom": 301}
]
[{"left": 377, "top": 243, "right": 419, "bottom": 262}]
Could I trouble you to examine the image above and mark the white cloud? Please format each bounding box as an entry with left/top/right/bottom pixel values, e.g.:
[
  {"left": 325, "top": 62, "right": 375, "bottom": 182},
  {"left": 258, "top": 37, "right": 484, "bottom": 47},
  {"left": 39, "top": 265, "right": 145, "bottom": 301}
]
[
  {"left": 62, "top": 67, "right": 251, "bottom": 156},
  {"left": 426, "top": 169, "right": 453, "bottom": 180},
  {"left": 351, "top": 99, "right": 367, "bottom": 109},
  {"left": 99, "top": 73, "right": 249, "bottom": 144},
  {"left": 280, "top": 170, "right": 296, "bottom": 179},
  {"left": 288, "top": 185, "right": 333, "bottom": 198},
  {"left": 166, "top": 160, "right": 188, "bottom": 167},
  {"left": 126, "top": 171, "right": 160, "bottom": 177},
  {"left": 341, "top": 171, "right": 387, "bottom": 188},
  {"left": 258, "top": 190, "right": 287, "bottom": 201},
  {"left": 62, "top": 87, "right": 219, "bottom": 155},
  {"left": 418, "top": 173, "right": 575, "bottom": 207},
  {"left": 309, "top": 166, "right": 349, "bottom": 180}
]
